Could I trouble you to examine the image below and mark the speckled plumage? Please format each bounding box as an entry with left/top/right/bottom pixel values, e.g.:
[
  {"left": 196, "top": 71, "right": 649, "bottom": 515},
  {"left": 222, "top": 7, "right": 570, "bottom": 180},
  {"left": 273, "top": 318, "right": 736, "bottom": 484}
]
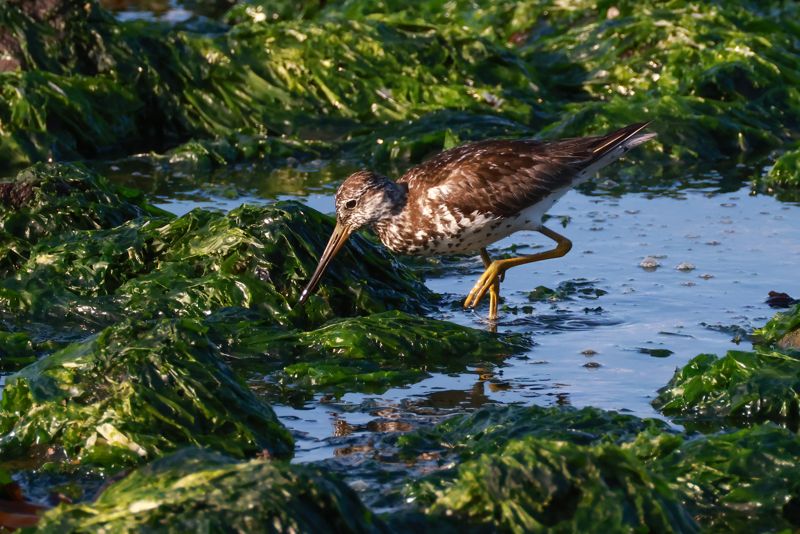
[
  {"left": 300, "top": 123, "right": 655, "bottom": 314},
  {"left": 336, "top": 123, "right": 655, "bottom": 256}
]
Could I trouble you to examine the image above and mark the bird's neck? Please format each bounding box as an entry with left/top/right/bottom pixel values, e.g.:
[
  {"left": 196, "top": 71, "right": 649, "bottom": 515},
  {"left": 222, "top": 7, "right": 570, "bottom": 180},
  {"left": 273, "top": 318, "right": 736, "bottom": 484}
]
[{"left": 371, "top": 180, "right": 411, "bottom": 248}]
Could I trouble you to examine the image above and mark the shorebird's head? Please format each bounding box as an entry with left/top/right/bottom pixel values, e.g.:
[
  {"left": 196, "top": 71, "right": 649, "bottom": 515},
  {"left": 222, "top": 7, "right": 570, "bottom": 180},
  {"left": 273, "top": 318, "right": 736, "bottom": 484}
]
[{"left": 299, "top": 170, "right": 404, "bottom": 304}]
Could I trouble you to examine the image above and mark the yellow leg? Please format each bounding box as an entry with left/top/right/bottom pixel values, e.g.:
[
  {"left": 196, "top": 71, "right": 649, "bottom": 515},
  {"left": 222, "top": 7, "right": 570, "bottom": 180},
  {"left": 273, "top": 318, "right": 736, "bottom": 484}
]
[
  {"left": 479, "top": 248, "right": 501, "bottom": 321},
  {"left": 464, "top": 226, "right": 573, "bottom": 312}
]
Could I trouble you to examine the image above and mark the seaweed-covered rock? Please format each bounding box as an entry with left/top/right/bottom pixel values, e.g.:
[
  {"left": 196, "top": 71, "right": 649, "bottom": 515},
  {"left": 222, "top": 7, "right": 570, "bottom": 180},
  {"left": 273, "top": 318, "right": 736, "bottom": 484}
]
[
  {"left": 0, "top": 319, "right": 293, "bottom": 469},
  {"left": 426, "top": 437, "right": 697, "bottom": 533},
  {"left": 0, "top": 0, "right": 118, "bottom": 75},
  {"left": 654, "top": 424, "right": 800, "bottom": 532},
  {"left": 37, "top": 447, "right": 386, "bottom": 533},
  {"left": 209, "top": 310, "right": 527, "bottom": 399},
  {"left": 113, "top": 202, "right": 432, "bottom": 326},
  {"left": 652, "top": 349, "right": 800, "bottom": 429},
  {"left": 762, "top": 145, "right": 800, "bottom": 193},
  {"left": 2, "top": 199, "right": 434, "bottom": 335},
  {"left": 398, "top": 404, "right": 672, "bottom": 462},
  {"left": 147, "top": 133, "right": 328, "bottom": 176},
  {"left": 4, "top": 0, "right": 800, "bottom": 177},
  {"left": 754, "top": 303, "right": 800, "bottom": 350},
  {"left": 0, "top": 330, "right": 37, "bottom": 372},
  {"left": 0, "top": 162, "right": 159, "bottom": 275}
]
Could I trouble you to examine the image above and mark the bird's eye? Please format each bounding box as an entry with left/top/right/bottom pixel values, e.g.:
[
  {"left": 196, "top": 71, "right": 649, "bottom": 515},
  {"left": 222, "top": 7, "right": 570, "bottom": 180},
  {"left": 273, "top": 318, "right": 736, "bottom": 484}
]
[{"left": 345, "top": 199, "right": 357, "bottom": 209}]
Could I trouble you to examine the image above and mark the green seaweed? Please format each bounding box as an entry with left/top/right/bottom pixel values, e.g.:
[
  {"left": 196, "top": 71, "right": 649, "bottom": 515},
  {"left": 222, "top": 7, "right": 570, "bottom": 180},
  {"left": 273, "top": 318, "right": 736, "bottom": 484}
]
[
  {"left": 1, "top": 196, "right": 434, "bottom": 338},
  {"left": 527, "top": 279, "right": 608, "bottom": 303},
  {"left": 204, "top": 309, "right": 525, "bottom": 401},
  {"left": 0, "top": 163, "right": 161, "bottom": 275},
  {"left": 144, "top": 133, "right": 328, "bottom": 176},
  {"left": 270, "top": 311, "right": 527, "bottom": 398},
  {"left": 0, "top": 318, "right": 293, "bottom": 470},
  {"left": 754, "top": 303, "right": 800, "bottom": 349},
  {"left": 652, "top": 349, "right": 800, "bottom": 429},
  {"left": 4, "top": 0, "right": 800, "bottom": 182},
  {"left": 764, "top": 145, "right": 800, "bottom": 188},
  {"left": 37, "top": 447, "right": 387, "bottom": 533},
  {"left": 398, "top": 404, "right": 672, "bottom": 462},
  {"left": 396, "top": 404, "right": 800, "bottom": 531},
  {"left": 425, "top": 437, "right": 697, "bottom": 533},
  {"left": 112, "top": 202, "right": 432, "bottom": 326},
  {"left": 653, "top": 424, "right": 800, "bottom": 532},
  {"left": 0, "top": 330, "right": 36, "bottom": 372}
]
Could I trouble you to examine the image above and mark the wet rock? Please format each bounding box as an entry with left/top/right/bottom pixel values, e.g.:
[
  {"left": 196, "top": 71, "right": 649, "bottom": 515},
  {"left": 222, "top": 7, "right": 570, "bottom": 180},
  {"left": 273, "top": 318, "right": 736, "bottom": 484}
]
[
  {"left": 397, "top": 404, "right": 672, "bottom": 464},
  {"left": 653, "top": 424, "right": 800, "bottom": 532},
  {"left": 778, "top": 330, "right": 800, "bottom": 351},
  {"left": 37, "top": 447, "right": 386, "bottom": 533},
  {"left": 638, "top": 347, "right": 674, "bottom": 358},
  {"left": 425, "top": 437, "right": 697, "bottom": 533},
  {"left": 208, "top": 309, "right": 528, "bottom": 399},
  {"left": 0, "top": 319, "right": 294, "bottom": 470},
  {"left": 754, "top": 303, "right": 800, "bottom": 348},
  {"left": 0, "top": 163, "right": 156, "bottom": 276},
  {"left": 653, "top": 349, "right": 800, "bottom": 429},
  {"left": 765, "top": 291, "right": 798, "bottom": 309},
  {"left": 639, "top": 256, "right": 661, "bottom": 270},
  {"left": 527, "top": 279, "right": 607, "bottom": 302}
]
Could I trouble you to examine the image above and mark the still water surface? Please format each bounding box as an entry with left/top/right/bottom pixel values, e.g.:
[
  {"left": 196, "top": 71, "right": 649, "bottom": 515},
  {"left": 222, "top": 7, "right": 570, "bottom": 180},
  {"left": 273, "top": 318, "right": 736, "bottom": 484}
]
[{"left": 129, "top": 166, "right": 799, "bottom": 465}]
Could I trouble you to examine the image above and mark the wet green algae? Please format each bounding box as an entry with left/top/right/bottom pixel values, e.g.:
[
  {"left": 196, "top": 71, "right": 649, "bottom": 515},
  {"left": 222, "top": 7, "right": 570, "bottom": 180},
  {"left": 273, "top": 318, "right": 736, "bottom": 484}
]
[
  {"left": 2, "top": 0, "right": 800, "bottom": 529},
  {"left": 762, "top": 146, "right": 800, "bottom": 195},
  {"left": 3, "top": 0, "right": 800, "bottom": 182},
  {"left": 395, "top": 404, "right": 800, "bottom": 533},
  {"left": 0, "top": 318, "right": 294, "bottom": 469},
  {"left": 0, "top": 163, "right": 433, "bottom": 333},
  {"left": 425, "top": 437, "right": 697, "bottom": 534},
  {"left": 208, "top": 309, "right": 527, "bottom": 401},
  {"left": 653, "top": 349, "right": 800, "bottom": 430},
  {"left": 0, "top": 162, "right": 526, "bottom": 483},
  {"left": 654, "top": 305, "right": 800, "bottom": 430},
  {"left": 37, "top": 447, "right": 387, "bottom": 533}
]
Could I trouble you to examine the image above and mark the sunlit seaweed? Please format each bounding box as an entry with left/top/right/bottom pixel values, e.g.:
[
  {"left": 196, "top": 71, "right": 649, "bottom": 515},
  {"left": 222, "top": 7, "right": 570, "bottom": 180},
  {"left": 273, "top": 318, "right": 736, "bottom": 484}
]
[
  {"left": 653, "top": 349, "right": 800, "bottom": 430},
  {"left": 424, "top": 437, "right": 697, "bottom": 533},
  {"left": 652, "top": 424, "right": 800, "bottom": 532},
  {"left": 207, "top": 310, "right": 527, "bottom": 401},
  {"left": 0, "top": 319, "right": 293, "bottom": 470},
  {"left": 37, "top": 447, "right": 387, "bottom": 533}
]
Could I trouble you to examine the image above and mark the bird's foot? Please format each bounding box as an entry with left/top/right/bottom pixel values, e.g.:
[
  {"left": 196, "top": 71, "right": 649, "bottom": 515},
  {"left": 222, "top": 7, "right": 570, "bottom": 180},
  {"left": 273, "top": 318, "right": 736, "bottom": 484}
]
[{"left": 464, "top": 262, "right": 504, "bottom": 313}]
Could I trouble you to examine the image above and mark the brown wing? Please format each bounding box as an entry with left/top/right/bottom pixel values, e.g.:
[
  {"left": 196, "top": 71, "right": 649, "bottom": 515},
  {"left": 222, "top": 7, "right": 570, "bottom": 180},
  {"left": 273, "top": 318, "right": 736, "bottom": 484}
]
[{"left": 398, "top": 123, "right": 650, "bottom": 218}]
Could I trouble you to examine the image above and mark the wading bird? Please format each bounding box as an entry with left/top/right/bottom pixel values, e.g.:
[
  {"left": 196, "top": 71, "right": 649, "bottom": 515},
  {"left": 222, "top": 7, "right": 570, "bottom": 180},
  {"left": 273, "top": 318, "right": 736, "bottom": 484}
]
[{"left": 300, "top": 123, "right": 655, "bottom": 321}]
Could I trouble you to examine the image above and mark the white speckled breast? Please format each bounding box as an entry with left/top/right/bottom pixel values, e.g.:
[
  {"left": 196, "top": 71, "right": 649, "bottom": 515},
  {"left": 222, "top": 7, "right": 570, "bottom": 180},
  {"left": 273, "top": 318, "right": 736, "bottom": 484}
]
[{"left": 373, "top": 191, "right": 563, "bottom": 256}]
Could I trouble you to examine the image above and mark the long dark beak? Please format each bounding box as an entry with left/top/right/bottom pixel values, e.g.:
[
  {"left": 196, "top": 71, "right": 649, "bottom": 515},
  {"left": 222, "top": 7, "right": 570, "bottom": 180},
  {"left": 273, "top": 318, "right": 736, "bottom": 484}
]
[{"left": 298, "top": 221, "right": 353, "bottom": 304}]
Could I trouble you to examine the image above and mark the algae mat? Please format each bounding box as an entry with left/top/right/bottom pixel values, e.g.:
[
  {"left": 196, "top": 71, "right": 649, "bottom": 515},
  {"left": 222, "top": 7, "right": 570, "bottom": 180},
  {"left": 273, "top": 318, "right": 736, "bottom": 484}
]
[{"left": 2, "top": 0, "right": 800, "bottom": 532}]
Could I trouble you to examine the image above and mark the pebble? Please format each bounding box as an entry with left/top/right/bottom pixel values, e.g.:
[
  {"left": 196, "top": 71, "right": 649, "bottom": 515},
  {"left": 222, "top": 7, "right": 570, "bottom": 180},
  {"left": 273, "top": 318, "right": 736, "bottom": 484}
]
[{"left": 639, "top": 256, "right": 661, "bottom": 270}]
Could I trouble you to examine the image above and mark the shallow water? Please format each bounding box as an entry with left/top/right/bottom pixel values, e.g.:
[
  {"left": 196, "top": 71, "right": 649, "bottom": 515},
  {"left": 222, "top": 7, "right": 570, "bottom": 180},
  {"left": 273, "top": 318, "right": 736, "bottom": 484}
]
[{"left": 100, "top": 160, "right": 800, "bottom": 474}]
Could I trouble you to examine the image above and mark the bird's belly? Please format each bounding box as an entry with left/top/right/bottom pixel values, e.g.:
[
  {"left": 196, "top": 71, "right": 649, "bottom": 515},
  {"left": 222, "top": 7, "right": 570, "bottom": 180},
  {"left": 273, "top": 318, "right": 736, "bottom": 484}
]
[{"left": 378, "top": 210, "right": 540, "bottom": 256}]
